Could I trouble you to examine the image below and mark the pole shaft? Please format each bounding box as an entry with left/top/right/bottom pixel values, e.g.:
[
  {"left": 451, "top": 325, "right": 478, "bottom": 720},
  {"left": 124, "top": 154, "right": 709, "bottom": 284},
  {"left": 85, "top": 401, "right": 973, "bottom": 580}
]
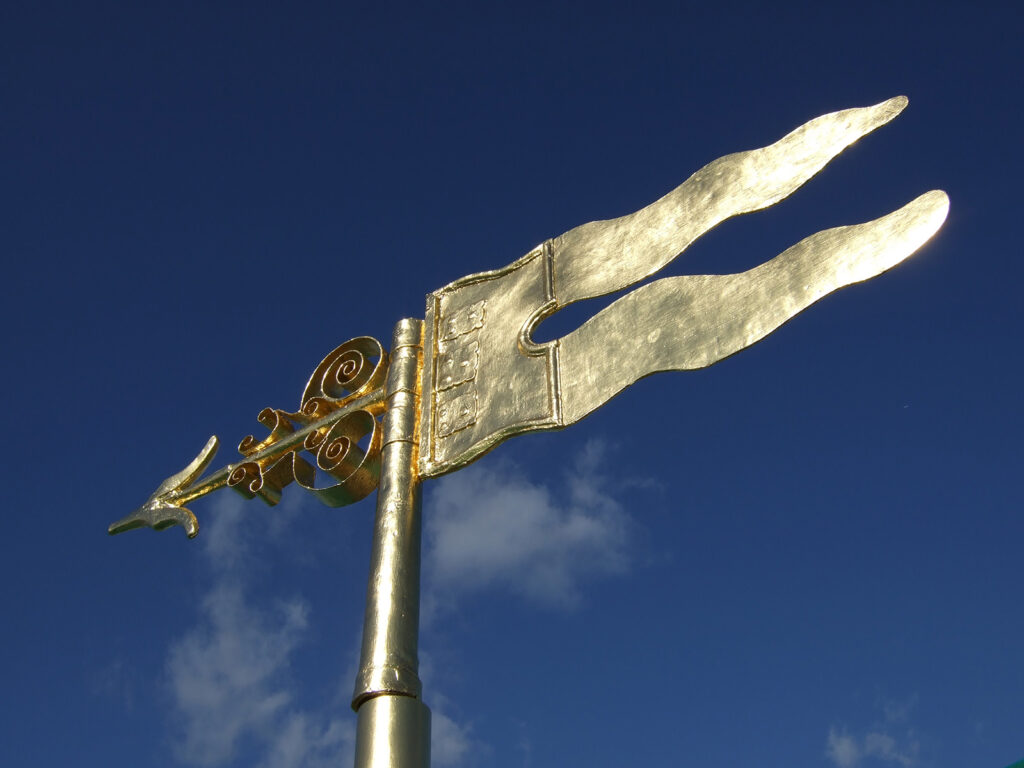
[{"left": 352, "top": 318, "right": 431, "bottom": 767}]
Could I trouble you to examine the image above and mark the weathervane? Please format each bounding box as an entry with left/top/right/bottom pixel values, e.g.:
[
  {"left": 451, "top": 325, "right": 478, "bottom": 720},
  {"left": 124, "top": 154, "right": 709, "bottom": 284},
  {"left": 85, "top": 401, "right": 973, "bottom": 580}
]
[{"left": 109, "top": 96, "right": 948, "bottom": 767}]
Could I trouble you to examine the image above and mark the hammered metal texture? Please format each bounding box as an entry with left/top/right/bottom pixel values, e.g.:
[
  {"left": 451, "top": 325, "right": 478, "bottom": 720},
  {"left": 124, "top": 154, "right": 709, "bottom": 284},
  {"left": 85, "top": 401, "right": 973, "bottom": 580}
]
[{"left": 418, "top": 97, "right": 948, "bottom": 477}]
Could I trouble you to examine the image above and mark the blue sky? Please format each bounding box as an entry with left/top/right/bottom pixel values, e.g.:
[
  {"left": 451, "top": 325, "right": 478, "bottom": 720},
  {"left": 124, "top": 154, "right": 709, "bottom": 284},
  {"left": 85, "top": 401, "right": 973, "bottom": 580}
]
[{"left": 2, "top": 2, "right": 1021, "bottom": 767}]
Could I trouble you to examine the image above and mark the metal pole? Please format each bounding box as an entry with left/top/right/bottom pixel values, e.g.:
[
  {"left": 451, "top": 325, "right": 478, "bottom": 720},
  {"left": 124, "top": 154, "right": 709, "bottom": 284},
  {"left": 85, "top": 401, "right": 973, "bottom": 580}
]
[{"left": 352, "top": 318, "right": 431, "bottom": 767}]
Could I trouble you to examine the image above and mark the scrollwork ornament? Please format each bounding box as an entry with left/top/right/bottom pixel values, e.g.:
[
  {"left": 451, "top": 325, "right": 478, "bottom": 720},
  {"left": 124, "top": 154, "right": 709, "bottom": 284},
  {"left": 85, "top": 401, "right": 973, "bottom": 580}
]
[
  {"left": 300, "top": 337, "right": 388, "bottom": 418},
  {"left": 300, "top": 409, "right": 383, "bottom": 506},
  {"left": 223, "top": 336, "right": 388, "bottom": 510}
]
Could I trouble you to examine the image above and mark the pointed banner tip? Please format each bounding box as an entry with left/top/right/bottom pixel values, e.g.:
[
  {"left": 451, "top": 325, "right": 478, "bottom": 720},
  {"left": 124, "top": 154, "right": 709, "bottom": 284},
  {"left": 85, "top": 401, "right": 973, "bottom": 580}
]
[
  {"left": 930, "top": 188, "right": 951, "bottom": 215},
  {"left": 910, "top": 189, "right": 951, "bottom": 235},
  {"left": 870, "top": 95, "right": 908, "bottom": 127},
  {"left": 886, "top": 94, "right": 909, "bottom": 112}
]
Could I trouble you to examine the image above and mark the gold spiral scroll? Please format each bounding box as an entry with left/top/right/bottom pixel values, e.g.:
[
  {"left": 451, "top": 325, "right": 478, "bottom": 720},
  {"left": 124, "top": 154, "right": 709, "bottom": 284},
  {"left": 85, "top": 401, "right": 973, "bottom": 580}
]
[
  {"left": 300, "top": 409, "right": 383, "bottom": 506},
  {"left": 300, "top": 337, "right": 389, "bottom": 420},
  {"left": 226, "top": 336, "right": 389, "bottom": 509}
]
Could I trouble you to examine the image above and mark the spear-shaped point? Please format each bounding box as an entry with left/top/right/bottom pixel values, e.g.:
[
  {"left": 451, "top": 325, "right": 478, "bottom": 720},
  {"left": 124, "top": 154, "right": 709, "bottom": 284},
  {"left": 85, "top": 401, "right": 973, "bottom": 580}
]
[{"left": 108, "top": 436, "right": 220, "bottom": 539}]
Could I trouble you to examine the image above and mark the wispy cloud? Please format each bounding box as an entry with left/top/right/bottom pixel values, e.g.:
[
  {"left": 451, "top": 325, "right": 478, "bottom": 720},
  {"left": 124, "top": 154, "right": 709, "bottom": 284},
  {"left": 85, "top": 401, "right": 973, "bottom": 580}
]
[
  {"left": 164, "top": 495, "right": 353, "bottom": 767},
  {"left": 826, "top": 727, "right": 862, "bottom": 768},
  {"left": 417, "top": 440, "right": 642, "bottom": 764},
  {"left": 881, "top": 694, "right": 918, "bottom": 725},
  {"left": 424, "top": 440, "right": 634, "bottom": 610},
  {"left": 91, "top": 657, "right": 136, "bottom": 712},
  {"left": 826, "top": 696, "right": 921, "bottom": 768},
  {"left": 417, "top": 655, "right": 484, "bottom": 767},
  {"left": 165, "top": 440, "right": 639, "bottom": 766},
  {"left": 432, "top": 706, "right": 474, "bottom": 767},
  {"left": 255, "top": 713, "right": 355, "bottom": 768}
]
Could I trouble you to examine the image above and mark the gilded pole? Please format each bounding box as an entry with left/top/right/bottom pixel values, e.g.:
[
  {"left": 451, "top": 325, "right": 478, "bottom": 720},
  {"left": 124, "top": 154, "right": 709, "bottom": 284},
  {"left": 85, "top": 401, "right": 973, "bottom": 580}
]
[{"left": 352, "top": 318, "right": 431, "bottom": 767}]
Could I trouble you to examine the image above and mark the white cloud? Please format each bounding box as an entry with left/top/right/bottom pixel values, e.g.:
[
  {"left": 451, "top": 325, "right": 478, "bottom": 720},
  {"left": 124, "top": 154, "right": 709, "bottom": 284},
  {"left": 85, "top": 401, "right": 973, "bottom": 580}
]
[
  {"left": 417, "top": 656, "right": 483, "bottom": 767},
  {"left": 826, "top": 697, "right": 921, "bottom": 768},
  {"left": 165, "top": 494, "right": 353, "bottom": 767},
  {"left": 166, "top": 582, "right": 309, "bottom": 765},
  {"left": 881, "top": 694, "right": 918, "bottom": 725},
  {"left": 432, "top": 708, "right": 473, "bottom": 767},
  {"left": 865, "top": 731, "right": 919, "bottom": 766},
  {"left": 417, "top": 441, "right": 641, "bottom": 764},
  {"left": 826, "top": 727, "right": 862, "bottom": 768},
  {"left": 424, "top": 440, "right": 633, "bottom": 609},
  {"left": 165, "top": 440, "right": 636, "bottom": 767},
  {"left": 199, "top": 492, "right": 250, "bottom": 572},
  {"left": 256, "top": 713, "right": 355, "bottom": 768}
]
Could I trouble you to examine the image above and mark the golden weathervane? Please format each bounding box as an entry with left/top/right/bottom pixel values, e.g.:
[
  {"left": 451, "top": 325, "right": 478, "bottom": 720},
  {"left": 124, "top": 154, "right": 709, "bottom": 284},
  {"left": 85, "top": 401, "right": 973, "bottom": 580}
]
[{"left": 109, "top": 96, "right": 948, "bottom": 768}]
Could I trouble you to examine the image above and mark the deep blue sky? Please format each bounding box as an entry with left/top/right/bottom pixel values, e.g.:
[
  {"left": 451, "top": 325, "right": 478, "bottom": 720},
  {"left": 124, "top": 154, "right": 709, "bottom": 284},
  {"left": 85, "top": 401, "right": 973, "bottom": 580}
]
[{"left": 2, "top": 3, "right": 1021, "bottom": 767}]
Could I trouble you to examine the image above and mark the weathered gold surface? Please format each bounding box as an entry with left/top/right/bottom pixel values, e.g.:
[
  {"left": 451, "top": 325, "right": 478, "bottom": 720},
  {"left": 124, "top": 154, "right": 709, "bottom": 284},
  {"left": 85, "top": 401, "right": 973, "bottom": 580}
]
[
  {"left": 418, "top": 96, "right": 949, "bottom": 476},
  {"left": 559, "top": 190, "right": 949, "bottom": 424},
  {"left": 552, "top": 96, "right": 910, "bottom": 305},
  {"left": 228, "top": 337, "right": 389, "bottom": 508},
  {"left": 353, "top": 319, "right": 425, "bottom": 708},
  {"left": 107, "top": 92, "right": 949, "bottom": 768},
  {"left": 107, "top": 435, "right": 220, "bottom": 538},
  {"left": 108, "top": 338, "right": 389, "bottom": 537}
]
